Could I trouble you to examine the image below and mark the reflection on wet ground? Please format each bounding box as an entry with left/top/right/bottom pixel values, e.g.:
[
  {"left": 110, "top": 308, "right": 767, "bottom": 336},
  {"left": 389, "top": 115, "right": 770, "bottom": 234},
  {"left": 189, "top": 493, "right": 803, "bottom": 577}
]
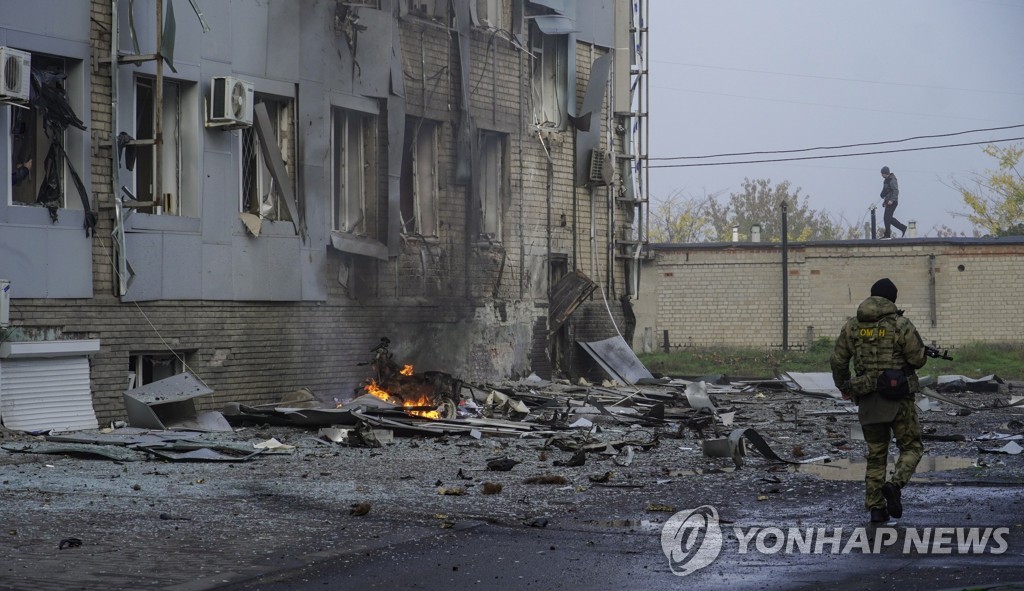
[{"left": 797, "top": 455, "right": 977, "bottom": 481}]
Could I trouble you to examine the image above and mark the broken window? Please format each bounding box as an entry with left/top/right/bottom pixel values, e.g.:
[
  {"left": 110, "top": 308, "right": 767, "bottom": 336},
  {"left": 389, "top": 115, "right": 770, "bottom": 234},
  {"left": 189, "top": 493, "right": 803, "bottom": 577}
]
[
  {"left": 332, "top": 106, "right": 378, "bottom": 235},
  {"left": 128, "top": 353, "right": 184, "bottom": 389},
  {"left": 476, "top": 0, "right": 504, "bottom": 28},
  {"left": 8, "top": 54, "right": 81, "bottom": 210},
  {"left": 134, "top": 77, "right": 198, "bottom": 216},
  {"left": 241, "top": 95, "right": 295, "bottom": 222},
  {"left": 478, "top": 130, "right": 507, "bottom": 241},
  {"left": 400, "top": 118, "right": 439, "bottom": 238},
  {"left": 530, "top": 22, "right": 569, "bottom": 130}
]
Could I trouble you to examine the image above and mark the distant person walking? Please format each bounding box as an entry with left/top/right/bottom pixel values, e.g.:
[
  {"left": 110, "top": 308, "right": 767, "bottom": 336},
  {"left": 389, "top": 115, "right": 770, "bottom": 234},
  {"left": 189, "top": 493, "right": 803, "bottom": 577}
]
[{"left": 879, "top": 166, "right": 906, "bottom": 239}]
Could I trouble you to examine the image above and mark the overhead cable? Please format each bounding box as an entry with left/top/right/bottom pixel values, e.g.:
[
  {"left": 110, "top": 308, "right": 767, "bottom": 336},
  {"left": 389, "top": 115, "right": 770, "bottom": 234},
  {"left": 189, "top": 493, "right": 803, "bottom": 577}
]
[
  {"left": 649, "top": 136, "right": 1024, "bottom": 169},
  {"left": 650, "top": 124, "right": 1024, "bottom": 161}
]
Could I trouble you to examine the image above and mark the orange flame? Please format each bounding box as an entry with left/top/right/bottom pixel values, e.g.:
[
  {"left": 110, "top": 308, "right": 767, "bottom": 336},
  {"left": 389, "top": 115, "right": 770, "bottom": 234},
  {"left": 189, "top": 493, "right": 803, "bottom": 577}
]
[{"left": 364, "top": 368, "right": 440, "bottom": 419}]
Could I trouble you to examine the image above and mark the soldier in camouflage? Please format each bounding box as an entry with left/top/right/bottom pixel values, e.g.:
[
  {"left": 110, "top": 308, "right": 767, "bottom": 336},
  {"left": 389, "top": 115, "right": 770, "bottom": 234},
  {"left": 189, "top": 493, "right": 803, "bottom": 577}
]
[{"left": 830, "top": 278, "right": 928, "bottom": 523}]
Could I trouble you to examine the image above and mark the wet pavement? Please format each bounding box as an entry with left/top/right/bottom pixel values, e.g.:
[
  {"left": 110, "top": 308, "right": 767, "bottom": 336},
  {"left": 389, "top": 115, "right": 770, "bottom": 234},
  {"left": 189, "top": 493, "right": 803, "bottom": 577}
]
[{"left": 1, "top": 380, "right": 1022, "bottom": 590}]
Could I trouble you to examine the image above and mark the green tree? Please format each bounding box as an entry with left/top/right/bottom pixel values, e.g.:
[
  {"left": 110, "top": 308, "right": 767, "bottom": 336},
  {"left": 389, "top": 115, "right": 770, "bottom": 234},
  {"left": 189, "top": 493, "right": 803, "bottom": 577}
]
[
  {"left": 647, "top": 189, "right": 717, "bottom": 243},
  {"left": 706, "top": 178, "right": 853, "bottom": 242},
  {"left": 951, "top": 144, "right": 1024, "bottom": 236}
]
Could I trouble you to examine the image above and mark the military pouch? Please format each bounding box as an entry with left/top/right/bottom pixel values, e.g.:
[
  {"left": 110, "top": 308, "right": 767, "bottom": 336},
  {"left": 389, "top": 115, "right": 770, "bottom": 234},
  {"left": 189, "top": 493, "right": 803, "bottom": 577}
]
[
  {"left": 877, "top": 369, "right": 910, "bottom": 400},
  {"left": 848, "top": 373, "right": 878, "bottom": 398}
]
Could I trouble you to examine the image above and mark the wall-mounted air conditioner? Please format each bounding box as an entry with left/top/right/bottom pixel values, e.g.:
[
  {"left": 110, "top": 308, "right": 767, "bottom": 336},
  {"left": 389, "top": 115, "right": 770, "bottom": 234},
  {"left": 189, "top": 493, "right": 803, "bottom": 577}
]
[
  {"left": 0, "top": 47, "right": 32, "bottom": 105},
  {"left": 588, "top": 148, "right": 614, "bottom": 186},
  {"left": 208, "top": 76, "right": 254, "bottom": 129}
]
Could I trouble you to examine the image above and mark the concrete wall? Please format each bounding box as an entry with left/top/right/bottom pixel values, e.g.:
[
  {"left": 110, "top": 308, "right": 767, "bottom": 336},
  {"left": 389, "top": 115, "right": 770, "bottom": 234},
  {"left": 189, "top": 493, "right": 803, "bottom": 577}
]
[
  {"left": 0, "top": 0, "right": 638, "bottom": 424},
  {"left": 635, "top": 239, "right": 1024, "bottom": 352}
]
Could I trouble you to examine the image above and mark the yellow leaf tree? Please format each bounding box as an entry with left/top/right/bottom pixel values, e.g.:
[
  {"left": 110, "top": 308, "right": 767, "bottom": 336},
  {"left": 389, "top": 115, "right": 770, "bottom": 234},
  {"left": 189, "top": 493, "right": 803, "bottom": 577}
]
[{"left": 953, "top": 144, "right": 1024, "bottom": 236}]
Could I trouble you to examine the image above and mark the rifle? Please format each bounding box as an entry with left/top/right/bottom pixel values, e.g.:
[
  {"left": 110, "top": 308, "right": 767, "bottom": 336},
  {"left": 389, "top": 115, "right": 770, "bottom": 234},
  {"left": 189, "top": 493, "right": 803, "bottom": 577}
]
[{"left": 924, "top": 345, "right": 953, "bottom": 361}]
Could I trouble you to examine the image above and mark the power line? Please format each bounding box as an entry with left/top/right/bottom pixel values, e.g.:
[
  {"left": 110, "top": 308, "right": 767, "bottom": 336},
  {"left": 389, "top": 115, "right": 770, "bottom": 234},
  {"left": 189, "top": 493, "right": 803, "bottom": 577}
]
[
  {"left": 650, "top": 124, "right": 1024, "bottom": 161},
  {"left": 652, "top": 59, "right": 1024, "bottom": 97},
  {"left": 649, "top": 136, "right": 1024, "bottom": 169},
  {"left": 650, "top": 84, "right": 1013, "bottom": 124}
]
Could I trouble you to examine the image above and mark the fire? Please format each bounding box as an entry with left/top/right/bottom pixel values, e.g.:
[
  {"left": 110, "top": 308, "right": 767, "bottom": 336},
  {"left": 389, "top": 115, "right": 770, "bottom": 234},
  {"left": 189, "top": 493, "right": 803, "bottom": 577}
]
[{"left": 364, "top": 368, "right": 441, "bottom": 420}]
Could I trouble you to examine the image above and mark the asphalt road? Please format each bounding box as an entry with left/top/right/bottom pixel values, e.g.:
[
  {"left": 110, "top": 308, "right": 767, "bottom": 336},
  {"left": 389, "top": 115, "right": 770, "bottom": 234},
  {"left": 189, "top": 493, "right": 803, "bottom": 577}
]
[{"left": 216, "top": 483, "right": 1024, "bottom": 591}]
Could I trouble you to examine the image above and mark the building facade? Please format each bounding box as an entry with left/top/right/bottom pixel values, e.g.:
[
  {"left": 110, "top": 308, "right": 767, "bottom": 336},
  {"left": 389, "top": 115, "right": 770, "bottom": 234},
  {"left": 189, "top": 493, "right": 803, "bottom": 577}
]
[{"left": 0, "top": 0, "right": 649, "bottom": 429}]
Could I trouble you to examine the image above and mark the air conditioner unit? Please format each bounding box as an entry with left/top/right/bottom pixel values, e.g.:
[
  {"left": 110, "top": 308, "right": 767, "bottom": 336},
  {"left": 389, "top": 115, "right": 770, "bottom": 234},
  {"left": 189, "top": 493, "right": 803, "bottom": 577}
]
[
  {"left": 209, "top": 76, "right": 254, "bottom": 128},
  {"left": 588, "top": 148, "right": 614, "bottom": 186},
  {"left": 0, "top": 47, "right": 32, "bottom": 105}
]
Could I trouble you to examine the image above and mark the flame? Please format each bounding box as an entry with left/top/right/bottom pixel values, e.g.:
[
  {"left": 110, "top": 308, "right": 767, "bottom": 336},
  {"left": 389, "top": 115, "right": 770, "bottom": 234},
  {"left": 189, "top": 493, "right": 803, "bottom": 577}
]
[
  {"left": 364, "top": 374, "right": 440, "bottom": 420},
  {"left": 400, "top": 364, "right": 414, "bottom": 376}
]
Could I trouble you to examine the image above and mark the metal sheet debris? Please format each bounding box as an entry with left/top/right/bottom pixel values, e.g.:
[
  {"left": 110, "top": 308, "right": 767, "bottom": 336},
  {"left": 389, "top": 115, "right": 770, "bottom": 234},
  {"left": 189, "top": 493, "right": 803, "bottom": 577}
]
[
  {"left": 979, "top": 441, "right": 1023, "bottom": 455},
  {"left": 578, "top": 336, "right": 654, "bottom": 385},
  {"left": 123, "top": 372, "right": 219, "bottom": 430},
  {"left": 778, "top": 372, "right": 842, "bottom": 399},
  {"left": 1, "top": 442, "right": 142, "bottom": 462}
]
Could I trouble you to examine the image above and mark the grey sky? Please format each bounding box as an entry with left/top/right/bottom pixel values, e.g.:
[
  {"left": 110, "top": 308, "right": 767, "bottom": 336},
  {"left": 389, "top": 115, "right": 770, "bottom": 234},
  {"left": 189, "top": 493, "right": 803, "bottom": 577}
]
[{"left": 648, "top": 0, "right": 1024, "bottom": 237}]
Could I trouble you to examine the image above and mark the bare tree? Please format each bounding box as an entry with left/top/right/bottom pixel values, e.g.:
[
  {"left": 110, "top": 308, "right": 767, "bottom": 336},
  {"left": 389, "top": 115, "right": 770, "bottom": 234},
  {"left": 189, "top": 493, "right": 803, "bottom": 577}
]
[{"left": 647, "top": 188, "right": 718, "bottom": 243}]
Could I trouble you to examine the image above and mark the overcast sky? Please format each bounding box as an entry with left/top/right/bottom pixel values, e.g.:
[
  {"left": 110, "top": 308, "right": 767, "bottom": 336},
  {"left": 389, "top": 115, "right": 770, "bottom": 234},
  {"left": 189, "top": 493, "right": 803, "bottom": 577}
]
[{"left": 647, "top": 0, "right": 1024, "bottom": 237}]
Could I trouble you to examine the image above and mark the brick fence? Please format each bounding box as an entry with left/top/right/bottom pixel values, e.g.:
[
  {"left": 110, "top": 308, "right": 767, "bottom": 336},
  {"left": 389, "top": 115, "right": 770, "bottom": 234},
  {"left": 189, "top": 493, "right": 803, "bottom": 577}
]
[{"left": 633, "top": 238, "right": 1024, "bottom": 352}]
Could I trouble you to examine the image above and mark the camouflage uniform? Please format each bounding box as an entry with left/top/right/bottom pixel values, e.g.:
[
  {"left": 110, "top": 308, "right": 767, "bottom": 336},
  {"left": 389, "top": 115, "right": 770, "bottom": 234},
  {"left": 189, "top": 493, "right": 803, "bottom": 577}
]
[{"left": 830, "top": 295, "right": 927, "bottom": 512}]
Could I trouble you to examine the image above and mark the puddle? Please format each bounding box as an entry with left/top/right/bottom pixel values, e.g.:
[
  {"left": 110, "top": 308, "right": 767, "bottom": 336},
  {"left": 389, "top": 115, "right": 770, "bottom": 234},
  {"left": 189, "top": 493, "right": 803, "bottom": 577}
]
[{"left": 797, "top": 455, "right": 977, "bottom": 481}]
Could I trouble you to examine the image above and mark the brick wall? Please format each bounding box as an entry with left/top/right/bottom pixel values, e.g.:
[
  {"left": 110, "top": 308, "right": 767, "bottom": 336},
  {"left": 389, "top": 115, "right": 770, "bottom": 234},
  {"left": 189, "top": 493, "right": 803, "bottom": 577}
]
[{"left": 635, "top": 240, "right": 1024, "bottom": 352}]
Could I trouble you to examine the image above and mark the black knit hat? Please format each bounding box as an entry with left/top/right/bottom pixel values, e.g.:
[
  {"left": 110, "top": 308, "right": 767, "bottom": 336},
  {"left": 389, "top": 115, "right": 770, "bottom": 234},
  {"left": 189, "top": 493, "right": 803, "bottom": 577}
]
[
  {"left": 881, "top": 166, "right": 891, "bottom": 175},
  {"left": 870, "top": 278, "right": 898, "bottom": 303}
]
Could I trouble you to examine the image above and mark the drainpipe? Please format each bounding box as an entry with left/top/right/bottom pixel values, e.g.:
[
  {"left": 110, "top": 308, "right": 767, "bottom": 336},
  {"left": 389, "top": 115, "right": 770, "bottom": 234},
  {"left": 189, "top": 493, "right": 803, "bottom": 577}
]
[
  {"left": 539, "top": 133, "right": 553, "bottom": 300},
  {"left": 928, "top": 254, "right": 937, "bottom": 327},
  {"left": 781, "top": 200, "right": 789, "bottom": 351},
  {"left": 518, "top": 45, "right": 525, "bottom": 300},
  {"left": 111, "top": 0, "right": 129, "bottom": 296}
]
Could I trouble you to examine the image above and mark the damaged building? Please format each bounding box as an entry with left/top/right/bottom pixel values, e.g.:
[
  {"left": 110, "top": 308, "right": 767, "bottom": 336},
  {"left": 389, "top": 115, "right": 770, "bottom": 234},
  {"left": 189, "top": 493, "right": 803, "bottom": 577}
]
[{"left": 0, "top": 0, "right": 650, "bottom": 430}]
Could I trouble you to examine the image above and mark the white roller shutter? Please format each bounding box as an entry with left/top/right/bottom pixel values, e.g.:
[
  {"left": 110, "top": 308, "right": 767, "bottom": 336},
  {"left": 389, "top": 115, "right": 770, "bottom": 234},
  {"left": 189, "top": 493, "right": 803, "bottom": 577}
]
[{"left": 0, "top": 357, "right": 99, "bottom": 431}]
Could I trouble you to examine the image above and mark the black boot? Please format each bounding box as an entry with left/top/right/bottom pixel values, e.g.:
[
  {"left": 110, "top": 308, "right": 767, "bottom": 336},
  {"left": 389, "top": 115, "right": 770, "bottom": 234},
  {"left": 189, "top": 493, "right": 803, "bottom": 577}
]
[
  {"left": 870, "top": 507, "right": 890, "bottom": 523},
  {"left": 882, "top": 482, "right": 903, "bottom": 518}
]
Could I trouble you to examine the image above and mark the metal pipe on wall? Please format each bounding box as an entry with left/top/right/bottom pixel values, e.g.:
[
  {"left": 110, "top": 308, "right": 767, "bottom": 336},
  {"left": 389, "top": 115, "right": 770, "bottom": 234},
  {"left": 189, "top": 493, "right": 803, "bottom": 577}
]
[
  {"left": 781, "top": 200, "right": 789, "bottom": 351},
  {"left": 929, "top": 254, "right": 937, "bottom": 327}
]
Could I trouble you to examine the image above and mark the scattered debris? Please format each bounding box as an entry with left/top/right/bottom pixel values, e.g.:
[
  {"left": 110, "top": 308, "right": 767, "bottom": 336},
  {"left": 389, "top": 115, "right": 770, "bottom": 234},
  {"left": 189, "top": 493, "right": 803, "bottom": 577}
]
[
  {"left": 523, "top": 475, "right": 568, "bottom": 485},
  {"left": 979, "top": 441, "right": 1023, "bottom": 455},
  {"left": 58, "top": 538, "right": 83, "bottom": 550},
  {"left": 481, "top": 482, "right": 503, "bottom": 495},
  {"left": 437, "top": 486, "right": 467, "bottom": 496},
  {"left": 646, "top": 503, "right": 677, "bottom": 513},
  {"left": 486, "top": 456, "right": 520, "bottom": 471},
  {"left": 349, "top": 502, "right": 372, "bottom": 516}
]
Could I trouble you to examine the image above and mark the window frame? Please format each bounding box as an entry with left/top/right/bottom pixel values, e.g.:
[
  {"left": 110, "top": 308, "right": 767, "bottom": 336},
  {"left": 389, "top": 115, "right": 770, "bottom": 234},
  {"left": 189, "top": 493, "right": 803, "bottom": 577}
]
[
  {"left": 476, "top": 0, "right": 504, "bottom": 29},
  {"left": 477, "top": 130, "right": 507, "bottom": 242},
  {"left": 7, "top": 54, "right": 78, "bottom": 210},
  {"left": 240, "top": 94, "right": 296, "bottom": 223},
  {"left": 400, "top": 118, "right": 439, "bottom": 238},
  {"left": 530, "top": 22, "right": 569, "bottom": 130},
  {"left": 331, "top": 106, "right": 378, "bottom": 236}
]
